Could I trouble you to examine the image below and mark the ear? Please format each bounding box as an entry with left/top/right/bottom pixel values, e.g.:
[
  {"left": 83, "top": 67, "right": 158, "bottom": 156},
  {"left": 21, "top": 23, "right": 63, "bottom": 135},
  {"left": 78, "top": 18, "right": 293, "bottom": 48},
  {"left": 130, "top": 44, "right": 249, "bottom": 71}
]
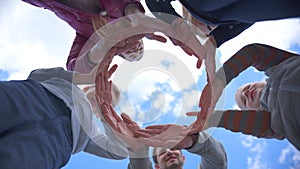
[
  {"left": 155, "top": 163, "right": 160, "bottom": 169},
  {"left": 182, "top": 155, "right": 186, "bottom": 163}
]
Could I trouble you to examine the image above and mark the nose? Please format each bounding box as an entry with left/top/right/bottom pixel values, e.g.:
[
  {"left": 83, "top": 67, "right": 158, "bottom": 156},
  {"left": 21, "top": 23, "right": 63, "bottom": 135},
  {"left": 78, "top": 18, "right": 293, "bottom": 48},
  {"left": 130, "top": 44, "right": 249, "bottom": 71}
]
[
  {"left": 244, "top": 87, "right": 252, "bottom": 98},
  {"left": 166, "top": 149, "right": 173, "bottom": 156}
]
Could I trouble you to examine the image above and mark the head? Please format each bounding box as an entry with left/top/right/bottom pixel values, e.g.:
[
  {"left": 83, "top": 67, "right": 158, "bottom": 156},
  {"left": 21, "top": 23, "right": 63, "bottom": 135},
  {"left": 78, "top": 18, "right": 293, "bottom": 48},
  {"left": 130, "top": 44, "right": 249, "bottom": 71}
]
[
  {"left": 92, "top": 16, "right": 144, "bottom": 62},
  {"left": 152, "top": 147, "right": 185, "bottom": 169},
  {"left": 235, "top": 82, "right": 266, "bottom": 110},
  {"left": 119, "top": 40, "right": 144, "bottom": 62}
]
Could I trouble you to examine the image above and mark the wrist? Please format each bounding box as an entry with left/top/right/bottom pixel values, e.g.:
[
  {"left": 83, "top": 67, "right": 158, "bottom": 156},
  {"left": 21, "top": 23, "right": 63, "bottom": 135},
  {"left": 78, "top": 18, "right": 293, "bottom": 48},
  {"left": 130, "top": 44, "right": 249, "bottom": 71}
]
[{"left": 185, "top": 133, "right": 199, "bottom": 149}]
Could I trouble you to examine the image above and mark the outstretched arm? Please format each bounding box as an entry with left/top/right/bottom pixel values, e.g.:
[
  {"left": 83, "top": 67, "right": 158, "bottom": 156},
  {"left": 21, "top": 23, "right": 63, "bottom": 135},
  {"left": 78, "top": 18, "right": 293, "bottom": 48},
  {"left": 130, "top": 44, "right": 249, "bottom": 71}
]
[
  {"left": 189, "top": 44, "right": 299, "bottom": 135},
  {"left": 187, "top": 132, "right": 227, "bottom": 169},
  {"left": 216, "top": 43, "right": 297, "bottom": 86},
  {"left": 188, "top": 109, "right": 285, "bottom": 139}
]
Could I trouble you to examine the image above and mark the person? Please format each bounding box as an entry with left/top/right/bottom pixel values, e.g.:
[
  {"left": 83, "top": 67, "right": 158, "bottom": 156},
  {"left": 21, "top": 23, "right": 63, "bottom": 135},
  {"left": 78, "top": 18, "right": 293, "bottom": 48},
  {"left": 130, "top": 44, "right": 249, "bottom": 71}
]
[
  {"left": 145, "top": 0, "right": 300, "bottom": 47},
  {"left": 186, "top": 43, "right": 300, "bottom": 150},
  {"left": 99, "top": 103, "right": 228, "bottom": 169},
  {"left": 96, "top": 71, "right": 227, "bottom": 169},
  {"left": 21, "top": 0, "right": 166, "bottom": 73},
  {"left": 0, "top": 49, "right": 132, "bottom": 168}
]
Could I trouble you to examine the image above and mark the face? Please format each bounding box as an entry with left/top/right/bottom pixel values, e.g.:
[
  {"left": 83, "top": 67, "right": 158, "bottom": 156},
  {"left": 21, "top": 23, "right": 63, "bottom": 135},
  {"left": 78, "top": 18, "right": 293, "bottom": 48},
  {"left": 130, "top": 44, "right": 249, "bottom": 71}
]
[
  {"left": 155, "top": 148, "right": 185, "bottom": 169},
  {"left": 235, "top": 82, "right": 266, "bottom": 110}
]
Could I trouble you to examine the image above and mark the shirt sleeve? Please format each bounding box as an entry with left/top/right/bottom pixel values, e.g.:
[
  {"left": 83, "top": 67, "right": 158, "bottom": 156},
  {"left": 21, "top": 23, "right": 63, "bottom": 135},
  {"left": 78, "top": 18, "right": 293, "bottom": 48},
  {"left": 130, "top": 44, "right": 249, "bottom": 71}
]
[
  {"left": 83, "top": 120, "right": 129, "bottom": 159},
  {"left": 145, "top": 0, "right": 180, "bottom": 24},
  {"left": 208, "top": 110, "right": 285, "bottom": 139},
  {"left": 127, "top": 146, "right": 153, "bottom": 169},
  {"left": 27, "top": 67, "right": 74, "bottom": 82},
  {"left": 216, "top": 43, "right": 298, "bottom": 86},
  {"left": 186, "top": 132, "right": 227, "bottom": 169},
  {"left": 66, "top": 33, "right": 91, "bottom": 72}
]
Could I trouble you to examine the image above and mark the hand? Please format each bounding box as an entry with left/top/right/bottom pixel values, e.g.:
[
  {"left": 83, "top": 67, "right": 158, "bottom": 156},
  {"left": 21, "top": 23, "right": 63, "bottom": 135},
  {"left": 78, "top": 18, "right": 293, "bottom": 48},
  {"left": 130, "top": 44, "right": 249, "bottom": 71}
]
[
  {"left": 168, "top": 18, "right": 207, "bottom": 69},
  {"left": 199, "top": 77, "right": 225, "bottom": 115},
  {"left": 184, "top": 77, "right": 225, "bottom": 134},
  {"left": 95, "top": 64, "right": 117, "bottom": 104},
  {"left": 100, "top": 103, "right": 145, "bottom": 152},
  {"left": 93, "top": 13, "right": 167, "bottom": 62},
  {"left": 185, "top": 112, "right": 209, "bottom": 135},
  {"left": 135, "top": 124, "right": 195, "bottom": 150},
  {"left": 203, "top": 36, "right": 217, "bottom": 83}
]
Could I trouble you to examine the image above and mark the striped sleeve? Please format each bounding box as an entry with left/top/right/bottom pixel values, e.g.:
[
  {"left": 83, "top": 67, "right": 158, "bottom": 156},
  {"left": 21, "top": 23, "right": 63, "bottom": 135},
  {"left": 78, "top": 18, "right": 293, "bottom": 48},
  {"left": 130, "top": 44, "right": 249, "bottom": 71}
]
[
  {"left": 216, "top": 43, "right": 297, "bottom": 85},
  {"left": 208, "top": 110, "right": 283, "bottom": 139}
]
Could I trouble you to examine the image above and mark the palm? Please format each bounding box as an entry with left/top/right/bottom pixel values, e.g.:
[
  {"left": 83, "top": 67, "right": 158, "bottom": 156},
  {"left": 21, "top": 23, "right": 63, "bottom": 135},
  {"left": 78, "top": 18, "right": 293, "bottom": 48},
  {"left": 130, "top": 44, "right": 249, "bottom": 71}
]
[{"left": 136, "top": 124, "right": 193, "bottom": 150}]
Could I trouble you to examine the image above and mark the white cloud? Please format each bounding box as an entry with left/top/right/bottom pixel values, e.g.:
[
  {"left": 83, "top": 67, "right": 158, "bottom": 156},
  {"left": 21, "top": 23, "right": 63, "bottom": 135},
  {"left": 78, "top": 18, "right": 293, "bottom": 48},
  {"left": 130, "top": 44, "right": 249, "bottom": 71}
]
[
  {"left": 247, "top": 142, "right": 270, "bottom": 169},
  {"left": 219, "top": 18, "right": 300, "bottom": 63},
  {"left": 0, "top": 1, "right": 73, "bottom": 80},
  {"left": 241, "top": 135, "right": 255, "bottom": 148},
  {"left": 240, "top": 135, "right": 270, "bottom": 169},
  {"left": 279, "top": 143, "right": 300, "bottom": 169}
]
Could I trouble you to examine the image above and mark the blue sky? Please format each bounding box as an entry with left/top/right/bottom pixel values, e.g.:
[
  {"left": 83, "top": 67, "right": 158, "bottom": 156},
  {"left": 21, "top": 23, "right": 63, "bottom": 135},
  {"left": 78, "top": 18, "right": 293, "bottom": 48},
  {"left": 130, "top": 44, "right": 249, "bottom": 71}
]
[{"left": 1, "top": 1, "right": 300, "bottom": 169}]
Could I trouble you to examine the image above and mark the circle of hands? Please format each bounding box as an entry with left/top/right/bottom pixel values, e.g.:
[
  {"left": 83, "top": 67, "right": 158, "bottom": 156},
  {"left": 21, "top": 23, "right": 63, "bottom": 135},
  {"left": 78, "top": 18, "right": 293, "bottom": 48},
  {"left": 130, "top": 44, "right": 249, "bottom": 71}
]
[{"left": 90, "top": 13, "right": 223, "bottom": 152}]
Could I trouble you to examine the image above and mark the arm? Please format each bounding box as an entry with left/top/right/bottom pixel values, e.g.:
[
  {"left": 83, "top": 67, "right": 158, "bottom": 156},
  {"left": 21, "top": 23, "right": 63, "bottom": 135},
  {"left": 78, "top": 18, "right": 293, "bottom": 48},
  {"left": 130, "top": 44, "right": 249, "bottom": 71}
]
[
  {"left": 67, "top": 33, "right": 97, "bottom": 73},
  {"left": 217, "top": 43, "right": 298, "bottom": 86},
  {"left": 194, "top": 43, "right": 300, "bottom": 126},
  {"left": 206, "top": 110, "right": 284, "bottom": 139},
  {"left": 83, "top": 121, "right": 129, "bottom": 159},
  {"left": 127, "top": 146, "right": 153, "bottom": 169},
  {"left": 186, "top": 132, "right": 227, "bottom": 169}
]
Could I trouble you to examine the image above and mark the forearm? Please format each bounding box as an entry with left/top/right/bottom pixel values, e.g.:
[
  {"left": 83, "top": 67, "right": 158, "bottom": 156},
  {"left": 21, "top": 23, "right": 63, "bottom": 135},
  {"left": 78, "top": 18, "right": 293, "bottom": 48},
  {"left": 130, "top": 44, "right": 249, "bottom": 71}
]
[
  {"left": 186, "top": 132, "right": 227, "bottom": 169},
  {"left": 217, "top": 43, "right": 298, "bottom": 86},
  {"left": 207, "top": 110, "right": 282, "bottom": 139},
  {"left": 84, "top": 122, "right": 129, "bottom": 158},
  {"left": 128, "top": 157, "right": 153, "bottom": 169},
  {"left": 127, "top": 146, "right": 153, "bottom": 169}
]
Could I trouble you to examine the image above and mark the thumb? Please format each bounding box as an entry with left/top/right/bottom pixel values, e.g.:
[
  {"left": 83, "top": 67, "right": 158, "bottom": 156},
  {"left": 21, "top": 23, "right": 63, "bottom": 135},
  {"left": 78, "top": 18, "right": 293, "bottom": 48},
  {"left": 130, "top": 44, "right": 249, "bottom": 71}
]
[{"left": 186, "top": 112, "right": 199, "bottom": 116}]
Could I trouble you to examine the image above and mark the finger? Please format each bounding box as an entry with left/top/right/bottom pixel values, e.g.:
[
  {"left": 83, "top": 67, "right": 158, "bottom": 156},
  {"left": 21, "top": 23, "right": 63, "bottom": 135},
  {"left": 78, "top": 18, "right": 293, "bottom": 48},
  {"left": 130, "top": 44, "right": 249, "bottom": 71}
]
[
  {"left": 108, "top": 104, "right": 123, "bottom": 122},
  {"left": 103, "top": 72, "right": 110, "bottom": 91},
  {"left": 137, "top": 128, "right": 164, "bottom": 135},
  {"left": 146, "top": 33, "right": 167, "bottom": 43},
  {"left": 196, "top": 58, "right": 202, "bottom": 69},
  {"left": 198, "top": 109, "right": 209, "bottom": 120},
  {"left": 101, "top": 104, "right": 118, "bottom": 129},
  {"left": 107, "top": 64, "right": 118, "bottom": 78},
  {"left": 121, "top": 113, "right": 137, "bottom": 126},
  {"left": 181, "top": 45, "right": 194, "bottom": 56},
  {"left": 138, "top": 137, "right": 163, "bottom": 147},
  {"left": 186, "top": 111, "right": 199, "bottom": 116},
  {"left": 134, "top": 130, "right": 154, "bottom": 138},
  {"left": 145, "top": 124, "right": 169, "bottom": 130},
  {"left": 100, "top": 72, "right": 106, "bottom": 92}
]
